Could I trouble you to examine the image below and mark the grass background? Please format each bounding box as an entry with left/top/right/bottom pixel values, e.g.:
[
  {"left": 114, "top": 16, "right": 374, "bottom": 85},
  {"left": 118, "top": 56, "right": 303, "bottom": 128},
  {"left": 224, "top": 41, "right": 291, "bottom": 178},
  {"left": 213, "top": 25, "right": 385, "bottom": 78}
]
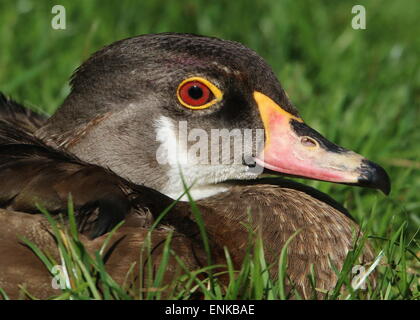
[{"left": 0, "top": 0, "right": 418, "bottom": 299}]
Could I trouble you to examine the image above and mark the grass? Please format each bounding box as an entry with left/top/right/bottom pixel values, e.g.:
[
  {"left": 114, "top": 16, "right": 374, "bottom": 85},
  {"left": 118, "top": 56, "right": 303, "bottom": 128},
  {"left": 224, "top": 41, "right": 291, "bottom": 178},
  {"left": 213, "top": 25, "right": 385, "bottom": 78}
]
[
  {"left": 0, "top": 0, "right": 418, "bottom": 299},
  {"left": 2, "top": 192, "right": 416, "bottom": 300}
]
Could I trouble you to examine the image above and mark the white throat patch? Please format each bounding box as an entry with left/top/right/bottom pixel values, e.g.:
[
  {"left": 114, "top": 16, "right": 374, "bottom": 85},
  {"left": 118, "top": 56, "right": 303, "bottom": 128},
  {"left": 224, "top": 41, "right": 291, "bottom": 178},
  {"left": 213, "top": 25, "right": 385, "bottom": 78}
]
[{"left": 154, "top": 116, "right": 259, "bottom": 200}]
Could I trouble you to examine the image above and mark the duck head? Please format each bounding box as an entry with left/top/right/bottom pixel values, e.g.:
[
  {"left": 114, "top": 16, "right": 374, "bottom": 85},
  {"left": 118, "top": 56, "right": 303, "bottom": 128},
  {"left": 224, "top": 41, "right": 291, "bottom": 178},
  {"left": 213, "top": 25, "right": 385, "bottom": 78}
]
[{"left": 35, "top": 33, "right": 390, "bottom": 199}]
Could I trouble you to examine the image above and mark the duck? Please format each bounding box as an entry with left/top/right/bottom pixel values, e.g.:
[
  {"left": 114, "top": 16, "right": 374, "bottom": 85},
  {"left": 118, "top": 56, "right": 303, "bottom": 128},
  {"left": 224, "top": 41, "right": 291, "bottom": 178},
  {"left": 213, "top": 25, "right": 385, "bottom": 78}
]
[{"left": 0, "top": 33, "right": 390, "bottom": 299}]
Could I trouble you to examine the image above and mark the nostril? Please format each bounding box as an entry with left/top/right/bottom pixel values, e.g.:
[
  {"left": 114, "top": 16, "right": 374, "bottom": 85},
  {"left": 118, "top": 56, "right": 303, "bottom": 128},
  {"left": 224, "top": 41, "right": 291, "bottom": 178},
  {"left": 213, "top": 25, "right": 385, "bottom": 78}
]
[{"left": 300, "top": 136, "right": 318, "bottom": 148}]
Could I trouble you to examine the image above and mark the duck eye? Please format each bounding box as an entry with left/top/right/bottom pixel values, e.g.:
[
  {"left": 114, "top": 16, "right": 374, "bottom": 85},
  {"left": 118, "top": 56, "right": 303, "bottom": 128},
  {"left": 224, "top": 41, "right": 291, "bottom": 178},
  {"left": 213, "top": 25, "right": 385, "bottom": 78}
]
[
  {"left": 179, "top": 81, "right": 211, "bottom": 106},
  {"left": 179, "top": 81, "right": 212, "bottom": 107},
  {"left": 177, "top": 77, "right": 223, "bottom": 110}
]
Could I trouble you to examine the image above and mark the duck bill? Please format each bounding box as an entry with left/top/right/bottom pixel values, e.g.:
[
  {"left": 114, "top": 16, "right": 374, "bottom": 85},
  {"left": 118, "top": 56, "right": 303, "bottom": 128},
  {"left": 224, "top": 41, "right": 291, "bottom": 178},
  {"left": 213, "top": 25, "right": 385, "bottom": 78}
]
[{"left": 253, "top": 91, "right": 390, "bottom": 194}]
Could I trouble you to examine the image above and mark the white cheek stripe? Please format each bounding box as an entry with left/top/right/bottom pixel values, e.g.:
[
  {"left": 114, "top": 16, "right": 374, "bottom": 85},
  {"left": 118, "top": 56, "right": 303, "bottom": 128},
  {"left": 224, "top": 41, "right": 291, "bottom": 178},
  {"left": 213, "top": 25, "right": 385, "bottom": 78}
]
[{"left": 154, "top": 116, "right": 258, "bottom": 200}]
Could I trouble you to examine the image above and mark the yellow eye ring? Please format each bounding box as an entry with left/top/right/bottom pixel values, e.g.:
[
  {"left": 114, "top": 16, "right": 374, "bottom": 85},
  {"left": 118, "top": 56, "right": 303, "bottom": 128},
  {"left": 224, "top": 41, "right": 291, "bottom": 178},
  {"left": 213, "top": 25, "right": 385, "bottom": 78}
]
[{"left": 177, "top": 77, "right": 223, "bottom": 110}]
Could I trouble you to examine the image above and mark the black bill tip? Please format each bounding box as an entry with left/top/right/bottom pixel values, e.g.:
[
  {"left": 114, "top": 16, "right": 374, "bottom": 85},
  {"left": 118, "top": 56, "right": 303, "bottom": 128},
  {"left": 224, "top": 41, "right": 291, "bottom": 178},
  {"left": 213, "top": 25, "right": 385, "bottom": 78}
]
[{"left": 358, "top": 159, "right": 391, "bottom": 195}]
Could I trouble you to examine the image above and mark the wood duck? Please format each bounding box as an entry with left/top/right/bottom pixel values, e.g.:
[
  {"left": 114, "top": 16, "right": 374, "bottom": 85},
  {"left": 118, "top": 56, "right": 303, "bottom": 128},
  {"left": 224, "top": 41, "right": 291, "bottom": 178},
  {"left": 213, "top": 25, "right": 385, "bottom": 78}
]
[{"left": 0, "top": 33, "right": 390, "bottom": 299}]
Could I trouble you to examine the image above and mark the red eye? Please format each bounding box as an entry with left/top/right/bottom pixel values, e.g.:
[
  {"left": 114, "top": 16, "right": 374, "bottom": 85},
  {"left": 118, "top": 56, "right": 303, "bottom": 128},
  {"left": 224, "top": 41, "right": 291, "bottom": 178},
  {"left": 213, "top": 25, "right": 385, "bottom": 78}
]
[{"left": 178, "top": 80, "right": 213, "bottom": 107}]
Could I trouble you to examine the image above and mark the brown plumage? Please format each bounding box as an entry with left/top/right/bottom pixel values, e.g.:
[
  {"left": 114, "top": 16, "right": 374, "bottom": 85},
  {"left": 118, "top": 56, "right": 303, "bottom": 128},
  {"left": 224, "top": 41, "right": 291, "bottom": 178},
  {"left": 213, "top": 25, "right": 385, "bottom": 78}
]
[
  {"left": 0, "top": 33, "right": 388, "bottom": 299},
  {"left": 0, "top": 113, "right": 373, "bottom": 299},
  {"left": 0, "top": 93, "right": 47, "bottom": 134}
]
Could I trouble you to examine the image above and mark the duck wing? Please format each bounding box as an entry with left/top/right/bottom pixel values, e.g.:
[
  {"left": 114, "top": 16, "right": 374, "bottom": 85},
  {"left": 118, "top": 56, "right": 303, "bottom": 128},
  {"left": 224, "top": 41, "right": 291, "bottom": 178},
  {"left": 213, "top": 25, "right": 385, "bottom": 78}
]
[
  {"left": 0, "top": 93, "right": 47, "bottom": 133},
  {"left": 0, "top": 118, "right": 212, "bottom": 299},
  {"left": 0, "top": 119, "right": 142, "bottom": 238}
]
